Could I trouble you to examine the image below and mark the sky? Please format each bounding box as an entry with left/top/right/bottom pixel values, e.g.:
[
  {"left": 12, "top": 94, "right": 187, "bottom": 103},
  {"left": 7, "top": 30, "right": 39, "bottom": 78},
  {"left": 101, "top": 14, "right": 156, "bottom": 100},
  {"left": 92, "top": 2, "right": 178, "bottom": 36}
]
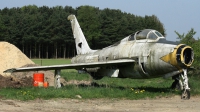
[{"left": 0, "top": 0, "right": 199, "bottom": 41}]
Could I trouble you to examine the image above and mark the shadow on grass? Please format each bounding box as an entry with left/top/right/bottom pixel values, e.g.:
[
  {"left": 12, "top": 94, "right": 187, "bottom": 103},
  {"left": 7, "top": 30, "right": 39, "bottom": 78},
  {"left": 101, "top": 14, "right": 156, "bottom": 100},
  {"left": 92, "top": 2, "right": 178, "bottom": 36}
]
[{"left": 64, "top": 82, "right": 174, "bottom": 93}]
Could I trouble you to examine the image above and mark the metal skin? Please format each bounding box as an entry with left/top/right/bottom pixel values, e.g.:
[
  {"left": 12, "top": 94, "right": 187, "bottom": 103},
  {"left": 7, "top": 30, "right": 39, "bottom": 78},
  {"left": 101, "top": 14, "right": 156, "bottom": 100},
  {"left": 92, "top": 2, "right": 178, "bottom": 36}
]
[
  {"left": 69, "top": 15, "right": 193, "bottom": 80},
  {"left": 72, "top": 38, "right": 193, "bottom": 79},
  {"left": 68, "top": 15, "right": 193, "bottom": 99},
  {"left": 4, "top": 15, "right": 194, "bottom": 99}
]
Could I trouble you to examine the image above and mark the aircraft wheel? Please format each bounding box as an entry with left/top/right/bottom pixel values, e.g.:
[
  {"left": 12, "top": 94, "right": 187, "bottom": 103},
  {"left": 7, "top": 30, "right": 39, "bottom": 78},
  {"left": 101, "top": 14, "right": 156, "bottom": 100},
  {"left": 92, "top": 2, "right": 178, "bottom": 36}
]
[{"left": 181, "top": 90, "right": 190, "bottom": 100}]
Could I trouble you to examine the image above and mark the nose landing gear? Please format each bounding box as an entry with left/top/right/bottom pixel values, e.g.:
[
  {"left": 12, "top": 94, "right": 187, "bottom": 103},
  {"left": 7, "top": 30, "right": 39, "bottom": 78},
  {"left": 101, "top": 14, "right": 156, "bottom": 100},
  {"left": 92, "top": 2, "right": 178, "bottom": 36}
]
[
  {"left": 171, "top": 69, "right": 190, "bottom": 100},
  {"left": 181, "top": 69, "right": 190, "bottom": 99}
]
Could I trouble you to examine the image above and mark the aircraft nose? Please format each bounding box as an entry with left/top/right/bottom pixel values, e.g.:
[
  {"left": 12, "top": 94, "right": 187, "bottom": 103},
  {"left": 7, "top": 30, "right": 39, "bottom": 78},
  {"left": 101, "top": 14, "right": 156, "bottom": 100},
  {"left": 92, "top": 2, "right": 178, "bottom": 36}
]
[
  {"left": 177, "top": 45, "right": 194, "bottom": 67},
  {"left": 161, "top": 44, "right": 194, "bottom": 69}
]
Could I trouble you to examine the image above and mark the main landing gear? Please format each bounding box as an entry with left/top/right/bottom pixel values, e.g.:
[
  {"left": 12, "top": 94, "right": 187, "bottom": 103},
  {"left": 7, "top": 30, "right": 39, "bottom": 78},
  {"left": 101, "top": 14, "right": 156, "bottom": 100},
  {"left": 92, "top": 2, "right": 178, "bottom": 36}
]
[
  {"left": 54, "top": 69, "right": 62, "bottom": 88},
  {"left": 171, "top": 69, "right": 190, "bottom": 100}
]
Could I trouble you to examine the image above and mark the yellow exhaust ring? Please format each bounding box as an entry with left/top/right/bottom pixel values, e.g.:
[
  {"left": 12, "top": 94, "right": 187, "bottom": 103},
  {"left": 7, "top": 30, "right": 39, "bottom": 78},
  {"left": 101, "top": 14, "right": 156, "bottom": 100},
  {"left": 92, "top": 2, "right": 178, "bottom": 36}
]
[{"left": 180, "top": 46, "right": 194, "bottom": 67}]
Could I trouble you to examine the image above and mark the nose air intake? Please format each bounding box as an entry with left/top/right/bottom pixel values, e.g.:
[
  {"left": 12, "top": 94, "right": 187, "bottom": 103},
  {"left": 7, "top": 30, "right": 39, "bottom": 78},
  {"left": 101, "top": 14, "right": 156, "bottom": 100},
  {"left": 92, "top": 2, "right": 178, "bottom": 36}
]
[
  {"left": 161, "top": 44, "right": 194, "bottom": 69},
  {"left": 176, "top": 45, "right": 194, "bottom": 68},
  {"left": 183, "top": 48, "right": 193, "bottom": 64}
]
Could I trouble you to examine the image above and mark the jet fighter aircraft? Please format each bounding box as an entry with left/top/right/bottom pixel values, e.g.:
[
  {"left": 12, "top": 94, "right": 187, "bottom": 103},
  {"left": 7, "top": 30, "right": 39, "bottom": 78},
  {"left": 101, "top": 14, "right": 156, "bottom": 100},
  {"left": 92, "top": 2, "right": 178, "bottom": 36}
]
[{"left": 4, "top": 15, "right": 194, "bottom": 99}]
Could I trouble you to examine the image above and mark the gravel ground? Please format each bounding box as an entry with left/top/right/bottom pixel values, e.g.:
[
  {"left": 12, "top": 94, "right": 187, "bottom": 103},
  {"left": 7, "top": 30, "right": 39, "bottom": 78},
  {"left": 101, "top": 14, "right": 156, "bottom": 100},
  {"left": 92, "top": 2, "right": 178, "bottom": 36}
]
[{"left": 0, "top": 96, "right": 200, "bottom": 112}]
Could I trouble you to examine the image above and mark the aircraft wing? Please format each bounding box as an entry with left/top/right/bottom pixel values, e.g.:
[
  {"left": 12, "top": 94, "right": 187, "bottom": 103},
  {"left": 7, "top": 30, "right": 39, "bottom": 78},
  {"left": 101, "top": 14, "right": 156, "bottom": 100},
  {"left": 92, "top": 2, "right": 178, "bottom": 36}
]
[{"left": 4, "top": 59, "right": 135, "bottom": 73}]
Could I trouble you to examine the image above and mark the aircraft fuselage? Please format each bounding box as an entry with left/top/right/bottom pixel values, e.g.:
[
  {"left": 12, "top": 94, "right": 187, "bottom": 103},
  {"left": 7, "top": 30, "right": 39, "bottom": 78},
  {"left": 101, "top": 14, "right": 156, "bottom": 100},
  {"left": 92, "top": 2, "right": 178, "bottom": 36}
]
[{"left": 71, "top": 30, "right": 193, "bottom": 79}]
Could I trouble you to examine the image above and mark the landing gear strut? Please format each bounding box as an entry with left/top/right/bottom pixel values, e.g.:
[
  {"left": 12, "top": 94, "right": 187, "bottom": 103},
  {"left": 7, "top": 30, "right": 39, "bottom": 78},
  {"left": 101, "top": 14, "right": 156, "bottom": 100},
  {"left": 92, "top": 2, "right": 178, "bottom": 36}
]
[
  {"left": 171, "top": 69, "right": 190, "bottom": 99},
  {"left": 54, "top": 69, "right": 61, "bottom": 88},
  {"left": 181, "top": 69, "right": 190, "bottom": 99}
]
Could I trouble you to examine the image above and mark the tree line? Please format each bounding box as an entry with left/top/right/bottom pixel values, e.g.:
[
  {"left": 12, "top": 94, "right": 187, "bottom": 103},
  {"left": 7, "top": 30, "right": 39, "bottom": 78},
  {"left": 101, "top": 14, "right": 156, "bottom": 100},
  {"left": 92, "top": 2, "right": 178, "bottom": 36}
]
[{"left": 0, "top": 5, "right": 165, "bottom": 58}]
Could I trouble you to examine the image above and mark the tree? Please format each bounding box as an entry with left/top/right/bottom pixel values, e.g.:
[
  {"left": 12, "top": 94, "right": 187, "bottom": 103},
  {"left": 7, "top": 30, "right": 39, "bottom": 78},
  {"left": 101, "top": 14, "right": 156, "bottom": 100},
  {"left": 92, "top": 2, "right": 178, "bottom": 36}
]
[
  {"left": 175, "top": 28, "right": 196, "bottom": 45},
  {"left": 0, "top": 5, "right": 166, "bottom": 58},
  {"left": 77, "top": 6, "right": 101, "bottom": 49},
  {"left": 175, "top": 28, "right": 200, "bottom": 68}
]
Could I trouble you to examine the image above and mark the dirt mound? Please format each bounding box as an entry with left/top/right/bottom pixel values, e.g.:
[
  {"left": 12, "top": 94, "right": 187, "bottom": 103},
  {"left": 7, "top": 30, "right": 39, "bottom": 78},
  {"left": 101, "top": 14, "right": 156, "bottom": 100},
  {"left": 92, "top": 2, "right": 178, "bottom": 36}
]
[
  {"left": 0, "top": 42, "right": 34, "bottom": 76},
  {"left": 0, "top": 64, "right": 67, "bottom": 88},
  {"left": 65, "top": 80, "right": 91, "bottom": 86},
  {"left": 0, "top": 42, "right": 67, "bottom": 88},
  {"left": 0, "top": 75, "right": 32, "bottom": 89},
  {"left": 11, "top": 64, "right": 67, "bottom": 87}
]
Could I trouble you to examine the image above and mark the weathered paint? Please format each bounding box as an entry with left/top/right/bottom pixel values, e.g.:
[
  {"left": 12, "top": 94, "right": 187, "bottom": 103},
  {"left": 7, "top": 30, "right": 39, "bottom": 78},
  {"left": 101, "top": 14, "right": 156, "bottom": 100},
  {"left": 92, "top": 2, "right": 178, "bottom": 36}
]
[
  {"left": 3, "top": 15, "right": 193, "bottom": 98},
  {"left": 71, "top": 37, "right": 193, "bottom": 79},
  {"left": 69, "top": 15, "right": 194, "bottom": 79},
  {"left": 4, "top": 15, "right": 194, "bottom": 80}
]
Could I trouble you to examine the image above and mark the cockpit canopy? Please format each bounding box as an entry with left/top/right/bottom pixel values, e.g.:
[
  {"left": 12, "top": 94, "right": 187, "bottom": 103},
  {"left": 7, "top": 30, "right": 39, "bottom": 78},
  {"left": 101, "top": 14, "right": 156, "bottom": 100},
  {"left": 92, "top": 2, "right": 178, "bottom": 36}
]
[{"left": 129, "top": 29, "right": 165, "bottom": 41}]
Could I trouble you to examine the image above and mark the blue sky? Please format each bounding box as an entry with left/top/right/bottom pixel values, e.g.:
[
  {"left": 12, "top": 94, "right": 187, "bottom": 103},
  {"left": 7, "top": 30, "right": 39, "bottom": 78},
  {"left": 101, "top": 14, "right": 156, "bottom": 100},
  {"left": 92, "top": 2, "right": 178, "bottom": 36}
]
[{"left": 0, "top": 0, "right": 199, "bottom": 41}]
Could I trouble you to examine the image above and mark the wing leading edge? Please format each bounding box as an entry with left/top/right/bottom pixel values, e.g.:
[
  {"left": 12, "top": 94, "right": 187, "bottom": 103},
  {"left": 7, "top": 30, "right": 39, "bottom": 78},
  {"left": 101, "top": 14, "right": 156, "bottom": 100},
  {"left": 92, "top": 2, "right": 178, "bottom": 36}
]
[{"left": 4, "top": 59, "right": 135, "bottom": 73}]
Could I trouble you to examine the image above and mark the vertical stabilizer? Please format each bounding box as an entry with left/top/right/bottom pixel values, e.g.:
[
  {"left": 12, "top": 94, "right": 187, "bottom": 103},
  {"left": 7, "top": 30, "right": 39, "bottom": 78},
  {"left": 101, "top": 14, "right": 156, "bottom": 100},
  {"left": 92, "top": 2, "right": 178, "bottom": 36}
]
[{"left": 68, "top": 15, "right": 93, "bottom": 55}]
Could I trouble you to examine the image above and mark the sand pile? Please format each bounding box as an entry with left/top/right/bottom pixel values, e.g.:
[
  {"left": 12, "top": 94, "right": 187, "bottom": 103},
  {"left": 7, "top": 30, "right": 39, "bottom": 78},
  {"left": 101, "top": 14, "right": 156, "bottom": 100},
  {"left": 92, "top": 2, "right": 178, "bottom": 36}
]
[
  {"left": 0, "top": 42, "right": 34, "bottom": 76},
  {"left": 0, "top": 42, "right": 66, "bottom": 87},
  {"left": 0, "top": 42, "right": 82, "bottom": 88}
]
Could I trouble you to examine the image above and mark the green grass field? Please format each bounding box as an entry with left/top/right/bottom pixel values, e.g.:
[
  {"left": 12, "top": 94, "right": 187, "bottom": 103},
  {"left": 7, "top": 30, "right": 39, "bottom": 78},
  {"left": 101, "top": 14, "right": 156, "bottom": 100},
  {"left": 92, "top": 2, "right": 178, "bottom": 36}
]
[
  {"left": 32, "top": 59, "right": 71, "bottom": 66},
  {"left": 0, "top": 59, "right": 199, "bottom": 100}
]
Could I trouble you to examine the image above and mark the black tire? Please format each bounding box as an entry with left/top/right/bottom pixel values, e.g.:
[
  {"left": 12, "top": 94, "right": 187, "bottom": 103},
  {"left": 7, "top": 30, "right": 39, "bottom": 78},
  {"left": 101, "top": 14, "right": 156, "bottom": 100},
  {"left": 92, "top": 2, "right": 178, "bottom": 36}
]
[{"left": 181, "top": 90, "right": 190, "bottom": 100}]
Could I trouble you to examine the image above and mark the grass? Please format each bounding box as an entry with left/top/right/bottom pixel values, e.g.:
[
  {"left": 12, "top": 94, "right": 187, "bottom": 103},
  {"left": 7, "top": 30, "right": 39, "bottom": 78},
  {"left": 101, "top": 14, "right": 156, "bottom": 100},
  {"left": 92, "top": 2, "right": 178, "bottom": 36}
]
[
  {"left": 0, "top": 75, "right": 179, "bottom": 100},
  {"left": 0, "top": 59, "right": 199, "bottom": 100},
  {"left": 32, "top": 59, "right": 71, "bottom": 66},
  {"left": 0, "top": 78, "right": 177, "bottom": 101},
  {"left": 32, "top": 58, "right": 73, "bottom": 72}
]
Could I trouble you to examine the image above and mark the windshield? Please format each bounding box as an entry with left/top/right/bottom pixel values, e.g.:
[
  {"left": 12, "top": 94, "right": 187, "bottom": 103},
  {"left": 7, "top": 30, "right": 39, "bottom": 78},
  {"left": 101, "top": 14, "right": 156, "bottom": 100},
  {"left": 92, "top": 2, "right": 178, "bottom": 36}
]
[
  {"left": 133, "top": 29, "right": 164, "bottom": 41},
  {"left": 148, "top": 32, "right": 158, "bottom": 40},
  {"left": 135, "top": 29, "right": 151, "bottom": 40},
  {"left": 155, "top": 31, "right": 163, "bottom": 37}
]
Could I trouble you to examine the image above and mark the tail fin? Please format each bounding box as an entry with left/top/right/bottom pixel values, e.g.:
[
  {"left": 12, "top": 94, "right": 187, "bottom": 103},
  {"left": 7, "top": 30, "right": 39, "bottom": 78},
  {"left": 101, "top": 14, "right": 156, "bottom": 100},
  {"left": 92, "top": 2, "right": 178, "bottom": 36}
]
[{"left": 68, "top": 14, "right": 93, "bottom": 55}]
